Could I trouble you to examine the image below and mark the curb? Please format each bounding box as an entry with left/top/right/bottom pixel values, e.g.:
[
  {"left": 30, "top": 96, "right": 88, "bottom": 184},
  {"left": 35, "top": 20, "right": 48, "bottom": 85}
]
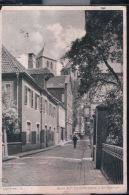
[
  {"left": 19, "top": 145, "right": 61, "bottom": 158},
  {"left": 2, "top": 142, "right": 71, "bottom": 162},
  {"left": 2, "top": 156, "right": 18, "bottom": 162}
]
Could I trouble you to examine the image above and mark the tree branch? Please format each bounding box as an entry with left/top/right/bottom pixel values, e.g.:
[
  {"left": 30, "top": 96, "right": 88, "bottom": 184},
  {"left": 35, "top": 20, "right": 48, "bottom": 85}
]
[
  {"left": 100, "top": 52, "right": 122, "bottom": 88},
  {"left": 97, "top": 78, "right": 118, "bottom": 86}
]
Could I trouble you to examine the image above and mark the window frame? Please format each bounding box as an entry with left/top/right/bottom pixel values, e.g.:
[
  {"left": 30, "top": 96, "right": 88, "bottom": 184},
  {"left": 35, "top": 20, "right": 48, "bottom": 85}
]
[
  {"left": 24, "top": 85, "right": 28, "bottom": 105},
  {"left": 31, "top": 90, "right": 34, "bottom": 108},
  {"left": 3, "top": 81, "right": 14, "bottom": 101},
  {"left": 35, "top": 93, "right": 40, "bottom": 110}
]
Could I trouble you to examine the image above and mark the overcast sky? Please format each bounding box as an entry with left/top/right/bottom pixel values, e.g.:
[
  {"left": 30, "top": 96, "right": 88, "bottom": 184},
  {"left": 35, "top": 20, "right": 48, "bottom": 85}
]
[
  {"left": 2, "top": 10, "right": 86, "bottom": 60},
  {"left": 2, "top": 9, "right": 122, "bottom": 74}
]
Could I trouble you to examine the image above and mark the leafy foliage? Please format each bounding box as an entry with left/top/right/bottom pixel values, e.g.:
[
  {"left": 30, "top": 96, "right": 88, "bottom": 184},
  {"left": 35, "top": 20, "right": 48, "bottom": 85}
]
[
  {"left": 63, "top": 10, "right": 123, "bottom": 96},
  {"left": 105, "top": 89, "right": 123, "bottom": 146},
  {"left": 2, "top": 87, "right": 19, "bottom": 136}
]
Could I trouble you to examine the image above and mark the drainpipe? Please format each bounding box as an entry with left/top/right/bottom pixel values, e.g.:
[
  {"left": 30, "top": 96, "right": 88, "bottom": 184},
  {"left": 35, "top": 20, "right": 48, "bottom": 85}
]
[{"left": 57, "top": 105, "right": 59, "bottom": 144}]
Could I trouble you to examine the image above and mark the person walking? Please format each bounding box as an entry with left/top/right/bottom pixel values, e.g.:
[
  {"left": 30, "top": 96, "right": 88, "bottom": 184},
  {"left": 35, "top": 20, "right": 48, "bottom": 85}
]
[{"left": 72, "top": 134, "right": 78, "bottom": 149}]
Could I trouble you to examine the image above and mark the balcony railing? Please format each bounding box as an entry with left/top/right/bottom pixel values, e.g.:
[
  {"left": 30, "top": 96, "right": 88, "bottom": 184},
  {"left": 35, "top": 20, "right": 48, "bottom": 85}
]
[{"left": 101, "top": 143, "right": 123, "bottom": 184}]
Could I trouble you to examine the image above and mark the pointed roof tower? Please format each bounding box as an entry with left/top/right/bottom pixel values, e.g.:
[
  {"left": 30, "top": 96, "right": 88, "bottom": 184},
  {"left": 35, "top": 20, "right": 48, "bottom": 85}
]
[{"left": 36, "top": 44, "right": 45, "bottom": 59}]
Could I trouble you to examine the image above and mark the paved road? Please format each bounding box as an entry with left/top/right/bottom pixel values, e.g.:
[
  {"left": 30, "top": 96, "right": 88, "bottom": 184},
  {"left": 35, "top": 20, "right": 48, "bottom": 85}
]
[{"left": 2, "top": 139, "right": 108, "bottom": 186}]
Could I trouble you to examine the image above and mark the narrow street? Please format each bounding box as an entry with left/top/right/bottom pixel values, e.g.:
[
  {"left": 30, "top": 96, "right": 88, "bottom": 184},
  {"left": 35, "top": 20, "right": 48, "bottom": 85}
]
[{"left": 2, "top": 138, "right": 108, "bottom": 186}]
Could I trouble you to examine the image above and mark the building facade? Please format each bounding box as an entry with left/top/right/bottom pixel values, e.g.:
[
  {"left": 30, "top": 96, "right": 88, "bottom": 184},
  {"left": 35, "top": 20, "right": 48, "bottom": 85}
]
[
  {"left": 2, "top": 46, "right": 65, "bottom": 155},
  {"left": 47, "top": 75, "right": 73, "bottom": 141}
]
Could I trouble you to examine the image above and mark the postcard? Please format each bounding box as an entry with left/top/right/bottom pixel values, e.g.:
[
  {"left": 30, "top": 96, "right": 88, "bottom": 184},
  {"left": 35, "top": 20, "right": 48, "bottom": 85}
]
[{"left": 0, "top": 5, "right": 127, "bottom": 194}]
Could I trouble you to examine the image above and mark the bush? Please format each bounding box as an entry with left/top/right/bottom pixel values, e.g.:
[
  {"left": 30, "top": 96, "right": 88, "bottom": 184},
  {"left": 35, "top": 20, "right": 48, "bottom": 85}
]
[{"left": 105, "top": 89, "right": 123, "bottom": 147}]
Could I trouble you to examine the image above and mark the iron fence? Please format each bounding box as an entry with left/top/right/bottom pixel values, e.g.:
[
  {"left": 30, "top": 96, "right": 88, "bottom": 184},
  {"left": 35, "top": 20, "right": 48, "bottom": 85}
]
[{"left": 101, "top": 143, "right": 123, "bottom": 184}]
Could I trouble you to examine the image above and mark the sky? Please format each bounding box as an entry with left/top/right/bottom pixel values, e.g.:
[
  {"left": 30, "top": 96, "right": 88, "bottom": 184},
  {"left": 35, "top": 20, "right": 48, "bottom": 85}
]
[
  {"left": 2, "top": 9, "right": 122, "bottom": 75},
  {"left": 2, "top": 10, "right": 86, "bottom": 74}
]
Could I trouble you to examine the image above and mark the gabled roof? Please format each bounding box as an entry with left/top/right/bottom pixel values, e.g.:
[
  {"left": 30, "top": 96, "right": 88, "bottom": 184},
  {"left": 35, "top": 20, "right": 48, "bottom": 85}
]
[
  {"left": 2, "top": 46, "right": 28, "bottom": 74},
  {"left": 2, "top": 46, "right": 65, "bottom": 108},
  {"left": 27, "top": 67, "right": 53, "bottom": 75},
  {"left": 47, "top": 75, "right": 68, "bottom": 88}
]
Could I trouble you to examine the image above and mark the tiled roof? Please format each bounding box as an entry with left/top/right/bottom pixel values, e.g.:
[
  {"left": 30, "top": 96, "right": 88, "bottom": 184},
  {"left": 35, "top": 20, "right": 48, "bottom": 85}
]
[
  {"left": 27, "top": 68, "right": 53, "bottom": 75},
  {"left": 2, "top": 46, "right": 65, "bottom": 107},
  {"left": 2, "top": 46, "right": 28, "bottom": 74},
  {"left": 47, "top": 75, "right": 67, "bottom": 88}
]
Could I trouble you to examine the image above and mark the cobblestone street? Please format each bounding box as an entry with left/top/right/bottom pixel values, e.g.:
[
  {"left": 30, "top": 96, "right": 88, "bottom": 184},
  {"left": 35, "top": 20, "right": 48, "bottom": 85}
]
[{"left": 2, "top": 138, "right": 108, "bottom": 186}]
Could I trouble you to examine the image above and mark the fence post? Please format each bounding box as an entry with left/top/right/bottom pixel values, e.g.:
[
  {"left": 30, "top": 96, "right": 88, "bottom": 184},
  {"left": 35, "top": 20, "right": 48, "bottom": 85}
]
[{"left": 95, "top": 105, "right": 108, "bottom": 169}]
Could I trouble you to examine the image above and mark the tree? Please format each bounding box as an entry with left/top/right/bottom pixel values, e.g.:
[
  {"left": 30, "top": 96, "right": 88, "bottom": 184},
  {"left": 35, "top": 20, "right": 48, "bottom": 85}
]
[
  {"left": 2, "top": 86, "right": 19, "bottom": 141},
  {"left": 63, "top": 10, "right": 123, "bottom": 146},
  {"left": 63, "top": 10, "right": 123, "bottom": 96}
]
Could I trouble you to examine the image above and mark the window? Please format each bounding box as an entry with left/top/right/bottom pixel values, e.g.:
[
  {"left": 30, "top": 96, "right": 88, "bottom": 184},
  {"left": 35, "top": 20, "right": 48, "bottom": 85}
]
[
  {"left": 26, "top": 122, "right": 31, "bottom": 143},
  {"left": 45, "top": 100, "right": 48, "bottom": 114},
  {"left": 24, "top": 86, "right": 28, "bottom": 105},
  {"left": 24, "top": 86, "right": 35, "bottom": 108},
  {"left": 5, "top": 84, "right": 11, "bottom": 99},
  {"left": 31, "top": 91, "right": 34, "bottom": 107},
  {"left": 28, "top": 88, "right": 31, "bottom": 107},
  {"left": 35, "top": 94, "right": 40, "bottom": 110},
  {"left": 3, "top": 82, "right": 13, "bottom": 101},
  {"left": 42, "top": 98, "right": 45, "bottom": 113},
  {"left": 37, "top": 124, "right": 40, "bottom": 142},
  {"left": 50, "top": 62, "right": 53, "bottom": 69},
  {"left": 47, "top": 61, "right": 49, "bottom": 68}
]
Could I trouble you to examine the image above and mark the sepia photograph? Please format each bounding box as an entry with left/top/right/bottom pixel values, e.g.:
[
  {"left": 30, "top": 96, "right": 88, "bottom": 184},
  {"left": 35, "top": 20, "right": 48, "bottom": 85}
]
[{"left": 0, "top": 6, "right": 127, "bottom": 194}]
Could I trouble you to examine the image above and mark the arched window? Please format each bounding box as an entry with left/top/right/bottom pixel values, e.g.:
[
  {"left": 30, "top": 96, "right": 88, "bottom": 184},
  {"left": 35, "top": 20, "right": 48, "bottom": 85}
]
[
  {"left": 26, "top": 121, "right": 31, "bottom": 143},
  {"left": 36, "top": 123, "right": 40, "bottom": 142}
]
